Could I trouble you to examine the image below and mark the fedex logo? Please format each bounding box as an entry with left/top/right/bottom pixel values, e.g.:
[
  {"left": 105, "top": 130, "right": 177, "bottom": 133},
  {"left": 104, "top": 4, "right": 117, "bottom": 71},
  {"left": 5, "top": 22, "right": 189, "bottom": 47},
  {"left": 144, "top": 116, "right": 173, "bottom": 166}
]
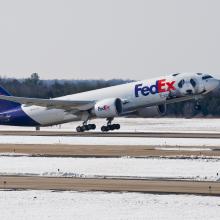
[
  {"left": 98, "top": 105, "right": 110, "bottom": 111},
  {"left": 135, "top": 79, "right": 176, "bottom": 97}
]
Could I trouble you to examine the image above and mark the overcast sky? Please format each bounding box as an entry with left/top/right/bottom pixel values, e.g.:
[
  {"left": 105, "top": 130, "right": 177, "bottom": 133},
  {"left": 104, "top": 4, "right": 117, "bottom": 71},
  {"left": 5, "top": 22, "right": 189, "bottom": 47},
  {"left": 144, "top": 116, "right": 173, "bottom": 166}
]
[{"left": 0, "top": 0, "right": 220, "bottom": 80}]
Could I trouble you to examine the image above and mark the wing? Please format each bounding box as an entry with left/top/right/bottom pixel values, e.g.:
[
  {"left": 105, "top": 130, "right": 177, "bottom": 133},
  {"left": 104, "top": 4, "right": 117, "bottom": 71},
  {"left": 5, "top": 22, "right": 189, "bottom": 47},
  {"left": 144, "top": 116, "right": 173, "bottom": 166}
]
[
  {"left": 146, "top": 94, "right": 203, "bottom": 107},
  {"left": 165, "top": 95, "right": 198, "bottom": 105},
  {"left": 0, "top": 95, "right": 95, "bottom": 111}
]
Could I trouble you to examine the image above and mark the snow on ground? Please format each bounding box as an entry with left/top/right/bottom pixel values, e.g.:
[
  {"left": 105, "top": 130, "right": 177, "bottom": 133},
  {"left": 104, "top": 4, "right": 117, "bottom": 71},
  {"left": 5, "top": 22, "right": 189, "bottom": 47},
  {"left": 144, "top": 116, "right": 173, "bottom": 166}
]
[
  {"left": 0, "top": 190, "right": 219, "bottom": 220},
  {"left": 1, "top": 118, "right": 220, "bottom": 132},
  {"left": 0, "top": 135, "right": 220, "bottom": 147},
  {"left": 0, "top": 118, "right": 219, "bottom": 220},
  {"left": 83, "top": 118, "right": 220, "bottom": 133},
  {"left": 0, "top": 157, "right": 219, "bottom": 181},
  {"left": 155, "top": 147, "right": 211, "bottom": 151}
]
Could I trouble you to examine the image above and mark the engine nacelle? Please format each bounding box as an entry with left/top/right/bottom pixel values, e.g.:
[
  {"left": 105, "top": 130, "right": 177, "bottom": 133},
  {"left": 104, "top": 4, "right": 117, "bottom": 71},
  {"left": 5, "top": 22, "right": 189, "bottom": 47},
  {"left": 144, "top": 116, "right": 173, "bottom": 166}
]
[
  {"left": 93, "top": 98, "right": 123, "bottom": 118},
  {"left": 137, "top": 104, "right": 166, "bottom": 117}
]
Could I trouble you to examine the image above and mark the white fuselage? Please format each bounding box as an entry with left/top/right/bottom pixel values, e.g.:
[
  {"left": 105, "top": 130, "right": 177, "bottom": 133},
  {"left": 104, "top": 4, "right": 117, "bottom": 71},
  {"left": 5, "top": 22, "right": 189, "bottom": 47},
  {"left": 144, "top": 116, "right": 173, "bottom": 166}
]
[{"left": 21, "top": 73, "right": 219, "bottom": 126}]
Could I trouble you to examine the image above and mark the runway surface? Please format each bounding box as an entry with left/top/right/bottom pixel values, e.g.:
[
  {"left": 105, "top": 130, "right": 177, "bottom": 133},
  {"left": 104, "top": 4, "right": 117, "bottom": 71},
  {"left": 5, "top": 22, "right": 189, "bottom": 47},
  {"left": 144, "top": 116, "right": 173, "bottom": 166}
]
[
  {"left": 1, "top": 130, "right": 220, "bottom": 138},
  {"left": 0, "top": 175, "right": 219, "bottom": 195},
  {"left": 1, "top": 144, "right": 220, "bottom": 157}
]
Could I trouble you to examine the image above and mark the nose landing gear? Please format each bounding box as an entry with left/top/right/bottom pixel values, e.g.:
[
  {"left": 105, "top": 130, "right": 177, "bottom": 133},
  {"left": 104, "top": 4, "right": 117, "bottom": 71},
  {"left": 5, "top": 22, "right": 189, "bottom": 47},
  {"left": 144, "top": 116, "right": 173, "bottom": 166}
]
[
  {"left": 101, "top": 118, "right": 120, "bottom": 132},
  {"left": 194, "top": 104, "right": 201, "bottom": 111},
  {"left": 194, "top": 100, "right": 202, "bottom": 111}
]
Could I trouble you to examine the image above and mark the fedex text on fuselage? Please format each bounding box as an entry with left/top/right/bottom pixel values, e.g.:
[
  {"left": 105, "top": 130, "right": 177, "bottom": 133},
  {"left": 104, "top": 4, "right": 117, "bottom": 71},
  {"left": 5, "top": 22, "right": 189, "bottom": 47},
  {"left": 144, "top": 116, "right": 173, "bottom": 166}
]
[{"left": 134, "top": 79, "right": 176, "bottom": 97}]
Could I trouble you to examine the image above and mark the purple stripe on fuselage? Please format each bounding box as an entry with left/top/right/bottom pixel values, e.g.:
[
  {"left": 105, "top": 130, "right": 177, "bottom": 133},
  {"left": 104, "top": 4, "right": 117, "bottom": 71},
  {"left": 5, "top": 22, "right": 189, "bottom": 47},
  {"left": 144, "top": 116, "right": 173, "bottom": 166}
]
[
  {"left": 0, "top": 106, "right": 40, "bottom": 126},
  {"left": 0, "top": 100, "right": 20, "bottom": 112}
]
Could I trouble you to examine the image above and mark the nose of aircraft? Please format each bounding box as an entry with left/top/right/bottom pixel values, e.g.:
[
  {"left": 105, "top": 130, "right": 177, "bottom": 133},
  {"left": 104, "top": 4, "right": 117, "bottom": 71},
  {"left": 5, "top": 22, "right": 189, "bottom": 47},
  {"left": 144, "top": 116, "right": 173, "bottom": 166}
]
[{"left": 204, "top": 78, "right": 220, "bottom": 92}]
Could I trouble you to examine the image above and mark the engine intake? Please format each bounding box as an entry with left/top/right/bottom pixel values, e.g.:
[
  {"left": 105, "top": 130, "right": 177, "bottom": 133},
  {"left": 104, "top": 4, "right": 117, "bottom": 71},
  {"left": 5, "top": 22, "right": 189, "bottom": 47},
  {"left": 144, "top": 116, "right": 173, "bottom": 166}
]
[{"left": 93, "top": 98, "right": 123, "bottom": 118}]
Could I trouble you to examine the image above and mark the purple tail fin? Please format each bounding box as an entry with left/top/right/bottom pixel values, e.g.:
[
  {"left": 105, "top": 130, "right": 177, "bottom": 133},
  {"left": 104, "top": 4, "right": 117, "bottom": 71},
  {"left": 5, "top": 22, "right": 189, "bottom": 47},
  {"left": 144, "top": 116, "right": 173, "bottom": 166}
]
[
  {"left": 0, "top": 86, "right": 20, "bottom": 112},
  {"left": 0, "top": 86, "right": 12, "bottom": 96}
]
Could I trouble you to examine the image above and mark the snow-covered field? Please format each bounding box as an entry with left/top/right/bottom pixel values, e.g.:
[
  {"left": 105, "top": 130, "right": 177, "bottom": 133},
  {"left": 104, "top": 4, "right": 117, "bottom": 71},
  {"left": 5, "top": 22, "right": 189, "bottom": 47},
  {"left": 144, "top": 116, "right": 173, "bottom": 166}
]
[
  {"left": 0, "top": 157, "right": 219, "bottom": 181},
  {"left": 0, "top": 118, "right": 220, "bottom": 219},
  {"left": 1, "top": 118, "right": 220, "bottom": 147},
  {"left": 0, "top": 135, "right": 220, "bottom": 147},
  {"left": 1, "top": 118, "right": 220, "bottom": 132},
  {"left": 0, "top": 190, "right": 219, "bottom": 220},
  {"left": 70, "top": 118, "right": 220, "bottom": 132}
]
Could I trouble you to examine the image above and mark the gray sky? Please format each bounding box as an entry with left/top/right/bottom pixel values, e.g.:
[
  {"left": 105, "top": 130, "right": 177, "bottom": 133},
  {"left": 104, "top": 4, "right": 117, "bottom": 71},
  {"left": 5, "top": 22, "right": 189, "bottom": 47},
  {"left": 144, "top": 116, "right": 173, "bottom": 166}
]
[{"left": 0, "top": 0, "right": 220, "bottom": 80}]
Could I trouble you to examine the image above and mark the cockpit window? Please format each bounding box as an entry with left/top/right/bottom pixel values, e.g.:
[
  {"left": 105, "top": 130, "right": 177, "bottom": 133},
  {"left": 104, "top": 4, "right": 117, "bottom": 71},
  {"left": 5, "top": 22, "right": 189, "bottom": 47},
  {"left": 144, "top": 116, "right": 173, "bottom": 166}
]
[
  {"left": 172, "top": 73, "right": 180, "bottom": 76},
  {"left": 190, "top": 78, "right": 196, "bottom": 87},
  {"left": 196, "top": 73, "right": 203, "bottom": 75},
  {"left": 178, "top": 79, "right": 185, "bottom": 88},
  {"left": 202, "top": 75, "right": 213, "bottom": 80}
]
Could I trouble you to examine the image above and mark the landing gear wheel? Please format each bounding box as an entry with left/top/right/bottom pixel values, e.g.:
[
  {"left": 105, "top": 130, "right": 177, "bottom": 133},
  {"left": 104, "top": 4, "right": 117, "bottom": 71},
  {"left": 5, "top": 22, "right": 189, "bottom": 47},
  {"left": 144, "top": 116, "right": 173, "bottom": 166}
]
[
  {"left": 91, "top": 124, "right": 96, "bottom": 129},
  {"left": 101, "top": 125, "right": 109, "bottom": 132},
  {"left": 82, "top": 125, "right": 89, "bottom": 131},
  {"left": 88, "top": 124, "right": 96, "bottom": 130},
  {"left": 76, "top": 123, "right": 96, "bottom": 132},
  {"left": 115, "top": 124, "right": 120, "bottom": 130},
  {"left": 76, "top": 126, "right": 83, "bottom": 132},
  {"left": 108, "top": 125, "right": 114, "bottom": 130},
  {"left": 101, "top": 118, "right": 121, "bottom": 132}
]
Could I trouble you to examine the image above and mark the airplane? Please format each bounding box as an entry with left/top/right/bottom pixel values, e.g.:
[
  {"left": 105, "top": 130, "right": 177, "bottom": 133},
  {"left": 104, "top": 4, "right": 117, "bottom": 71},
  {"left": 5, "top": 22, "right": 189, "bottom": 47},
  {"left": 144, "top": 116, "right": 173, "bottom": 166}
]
[{"left": 0, "top": 72, "right": 218, "bottom": 132}]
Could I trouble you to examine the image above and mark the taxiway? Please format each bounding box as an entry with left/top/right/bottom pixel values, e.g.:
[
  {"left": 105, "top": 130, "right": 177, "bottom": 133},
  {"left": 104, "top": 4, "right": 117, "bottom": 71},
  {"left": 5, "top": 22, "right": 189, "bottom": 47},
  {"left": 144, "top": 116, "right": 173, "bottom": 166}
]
[
  {"left": 0, "top": 175, "right": 219, "bottom": 195},
  {"left": 0, "top": 143, "right": 220, "bottom": 158}
]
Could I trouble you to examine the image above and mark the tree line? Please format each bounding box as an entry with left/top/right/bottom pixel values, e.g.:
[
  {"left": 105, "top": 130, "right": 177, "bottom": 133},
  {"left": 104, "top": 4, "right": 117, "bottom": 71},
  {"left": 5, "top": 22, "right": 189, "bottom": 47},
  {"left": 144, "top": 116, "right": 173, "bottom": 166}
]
[
  {"left": 0, "top": 73, "right": 220, "bottom": 117},
  {"left": 0, "top": 73, "right": 131, "bottom": 98}
]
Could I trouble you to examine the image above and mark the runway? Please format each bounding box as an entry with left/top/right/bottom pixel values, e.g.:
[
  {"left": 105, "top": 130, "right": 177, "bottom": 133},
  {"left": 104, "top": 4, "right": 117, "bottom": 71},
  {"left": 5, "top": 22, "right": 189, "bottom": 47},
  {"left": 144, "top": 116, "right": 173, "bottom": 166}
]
[
  {"left": 1, "top": 144, "right": 220, "bottom": 157},
  {"left": 0, "top": 175, "right": 219, "bottom": 195},
  {"left": 1, "top": 130, "right": 220, "bottom": 138}
]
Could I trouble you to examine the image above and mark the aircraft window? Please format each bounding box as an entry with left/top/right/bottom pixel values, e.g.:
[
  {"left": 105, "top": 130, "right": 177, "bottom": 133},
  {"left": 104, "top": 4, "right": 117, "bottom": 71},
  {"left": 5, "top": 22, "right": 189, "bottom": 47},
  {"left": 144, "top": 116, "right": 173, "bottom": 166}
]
[
  {"left": 202, "top": 75, "right": 213, "bottom": 80},
  {"left": 178, "top": 79, "right": 185, "bottom": 88},
  {"left": 190, "top": 79, "right": 196, "bottom": 87},
  {"left": 196, "top": 73, "right": 203, "bottom": 75}
]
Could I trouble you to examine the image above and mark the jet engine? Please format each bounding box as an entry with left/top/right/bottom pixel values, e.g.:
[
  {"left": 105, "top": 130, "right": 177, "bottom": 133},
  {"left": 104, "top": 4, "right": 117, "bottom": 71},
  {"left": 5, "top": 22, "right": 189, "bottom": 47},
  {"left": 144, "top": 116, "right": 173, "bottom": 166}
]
[
  {"left": 93, "top": 98, "right": 123, "bottom": 118},
  {"left": 137, "top": 104, "right": 166, "bottom": 117}
]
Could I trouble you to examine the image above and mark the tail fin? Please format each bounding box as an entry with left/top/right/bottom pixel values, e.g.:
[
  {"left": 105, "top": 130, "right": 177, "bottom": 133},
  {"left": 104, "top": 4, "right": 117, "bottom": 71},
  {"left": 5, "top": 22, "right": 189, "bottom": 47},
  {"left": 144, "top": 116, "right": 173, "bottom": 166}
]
[
  {"left": 0, "top": 86, "right": 12, "bottom": 96},
  {"left": 0, "top": 86, "right": 20, "bottom": 112}
]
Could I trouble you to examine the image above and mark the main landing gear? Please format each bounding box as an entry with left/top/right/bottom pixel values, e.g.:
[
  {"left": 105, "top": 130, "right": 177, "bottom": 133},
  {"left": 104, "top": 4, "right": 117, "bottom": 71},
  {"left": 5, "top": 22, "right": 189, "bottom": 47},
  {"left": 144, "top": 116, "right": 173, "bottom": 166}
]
[
  {"left": 76, "top": 122, "right": 96, "bottom": 132},
  {"left": 101, "top": 118, "right": 120, "bottom": 132},
  {"left": 76, "top": 118, "right": 121, "bottom": 132}
]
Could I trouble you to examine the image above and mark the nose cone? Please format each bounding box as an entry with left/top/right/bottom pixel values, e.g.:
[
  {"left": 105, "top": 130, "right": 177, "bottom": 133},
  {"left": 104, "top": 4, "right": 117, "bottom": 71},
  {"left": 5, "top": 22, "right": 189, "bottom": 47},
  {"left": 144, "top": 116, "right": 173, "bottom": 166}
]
[
  {"left": 211, "top": 79, "right": 220, "bottom": 96},
  {"left": 204, "top": 78, "right": 220, "bottom": 92}
]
